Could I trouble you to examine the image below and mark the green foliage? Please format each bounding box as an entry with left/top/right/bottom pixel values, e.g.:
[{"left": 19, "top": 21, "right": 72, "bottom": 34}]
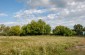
[
  {"left": 37, "top": 19, "right": 46, "bottom": 35},
  {"left": 53, "top": 26, "right": 75, "bottom": 36},
  {"left": 74, "top": 24, "right": 83, "bottom": 35},
  {"left": 20, "top": 25, "right": 28, "bottom": 36},
  {"left": 36, "top": 19, "right": 51, "bottom": 35},
  {"left": 3, "top": 26, "right": 10, "bottom": 36},
  {"left": 21, "top": 19, "right": 51, "bottom": 35},
  {"left": 0, "top": 24, "right": 5, "bottom": 32},
  {"left": 0, "top": 20, "right": 85, "bottom": 36},
  {"left": 28, "top": 20, "right": 39, "bottom": 35},
  {"left": 44, "top": 24, "right": 51, "bottom": 35},
  {"left": 8, "top": 25, "right": 21, "bottom": 36}
]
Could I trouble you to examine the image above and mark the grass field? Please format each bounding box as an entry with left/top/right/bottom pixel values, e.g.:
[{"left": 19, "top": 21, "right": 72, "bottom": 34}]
[{"left": 0, "top": 36, "right": 85, "bottom": 55}]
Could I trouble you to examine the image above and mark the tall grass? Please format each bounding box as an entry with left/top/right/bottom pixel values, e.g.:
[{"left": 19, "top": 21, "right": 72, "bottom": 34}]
[{"left": 0, "top": 36, "right": 84, "bottom": 55}]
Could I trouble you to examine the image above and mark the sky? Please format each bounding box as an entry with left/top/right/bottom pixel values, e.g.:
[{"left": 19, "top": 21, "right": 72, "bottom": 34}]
[{"left": 0, "top": 0, "right": 85, "bottom": 29}]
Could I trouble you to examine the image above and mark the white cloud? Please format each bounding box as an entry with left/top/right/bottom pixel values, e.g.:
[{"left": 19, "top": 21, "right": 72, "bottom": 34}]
[
  {"left": 0, "top": 13, "right": 8, "bottom": 17},
  {"left": 14, "top": 0, "right": 85, "bottom": 28},
  {"left": 20, "top": 0, "right": 85, "bottom": 8},
  {"left": 0, "top": 21, "right": 28, "bottom": 26},
  {"left": 24, "top": 9, "right": 46, "bottom": 14},
  {"left": 14, "top": 9, "right": 46, "bottom": 18},
  {"left": 47, "top": 14, "right": 57, "bottom": 19},
  {"left": 0, "top": 22, "right": 17, "bottom": 26}
]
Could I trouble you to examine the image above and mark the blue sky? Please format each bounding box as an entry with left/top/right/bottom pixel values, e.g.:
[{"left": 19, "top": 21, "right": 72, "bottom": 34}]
[
  {"left": 0, "top": 0, "right": 85, "bottom": 28},
  {"left": 0, "top": 0, "right": 24, "bottom": 23}
]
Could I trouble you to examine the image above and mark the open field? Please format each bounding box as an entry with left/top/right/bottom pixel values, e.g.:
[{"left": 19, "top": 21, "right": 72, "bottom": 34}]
[{"left": 0, "top": 36, "right": 85, "bottom": 55}]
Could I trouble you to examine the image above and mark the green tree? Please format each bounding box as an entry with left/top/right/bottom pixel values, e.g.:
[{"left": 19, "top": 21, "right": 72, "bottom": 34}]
[
  {"left": 44, "top": 24, "right": 51, "bottom": 35},
  {"left": 74, "top": 24, "right": 83, "bottom": 35},
  {"left": 20, "top": 25, "right": 27, "bottom": 36},
  {"left": 37, "top": 19, "right": 46, "bottom": 35},
  {"left": 0, "top": 24, "right": 6, "bottom": 36},
  {"left": 9, "top": 25, "right": 21, "bottom": 36},
  {"left": 22, "top": 19, "right": 51, "bottom": 35},
  {"left": 0, "top": 24, "right": 5, "bottom": 32},
  {"left": 3, "top": 26, "right": 10, "bottom": 36},
  {"left": 37, "top": 19, "right": 51, "bottom": 35},
  {"left": 27, "top": 20, "right": 39, "bottom": 35},
  {"left": 53, "top": 26, "right": 75, "bottom": 36}
]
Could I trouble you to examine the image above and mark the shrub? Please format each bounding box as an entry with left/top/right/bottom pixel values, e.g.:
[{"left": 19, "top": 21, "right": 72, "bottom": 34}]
[
  {"left": 53, "top": 26, "right": 75, "bottom": 36},
  {"left": 8, "top": 26, "right": 21, "bottom": 36}
]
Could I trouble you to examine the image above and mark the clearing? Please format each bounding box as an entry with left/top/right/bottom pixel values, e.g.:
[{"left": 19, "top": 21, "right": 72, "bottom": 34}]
[{"left": 0, "top": 36, "right": 85, "bottom": 55}]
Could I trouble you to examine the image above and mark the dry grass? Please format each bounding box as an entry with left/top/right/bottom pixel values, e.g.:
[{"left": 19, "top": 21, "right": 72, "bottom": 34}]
[{"left": 0, "top": 36, "right": 85, "bottom": 55}]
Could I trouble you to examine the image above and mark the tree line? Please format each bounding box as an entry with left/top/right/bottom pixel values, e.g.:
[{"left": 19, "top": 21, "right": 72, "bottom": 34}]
[{"left": 0, "top": 19, "right": 85, "bottom": 36}]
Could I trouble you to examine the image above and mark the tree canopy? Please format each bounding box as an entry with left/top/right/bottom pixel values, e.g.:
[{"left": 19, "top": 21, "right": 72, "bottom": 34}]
[
  {"left": 21, "top": 19, "right": 51, "bottom": 35},
  {"left": 0, "top": 20, "right": 85, "bottom": 36},
  {"left": 74, "top": 24, "right": 83, "bottom": 35},
  {"left": 53, "top": 26, "right": 76, "bottom": 36}
]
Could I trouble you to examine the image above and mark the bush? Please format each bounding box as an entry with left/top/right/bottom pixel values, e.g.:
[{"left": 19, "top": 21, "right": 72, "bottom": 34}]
[
  {"left": 53, "top": 26, "right": 75, "bottom": 36},
  {"left": 8, "top": 26, "right": 21, "bottom": 36}
]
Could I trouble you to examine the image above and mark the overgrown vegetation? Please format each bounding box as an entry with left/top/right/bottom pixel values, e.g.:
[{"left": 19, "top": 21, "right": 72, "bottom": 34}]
[
  {"left": 0, "top": 36, "right": 85, "bottom": 55},
  {"left": 0, "top": 19, "right": 85, "bottom": 36}
]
